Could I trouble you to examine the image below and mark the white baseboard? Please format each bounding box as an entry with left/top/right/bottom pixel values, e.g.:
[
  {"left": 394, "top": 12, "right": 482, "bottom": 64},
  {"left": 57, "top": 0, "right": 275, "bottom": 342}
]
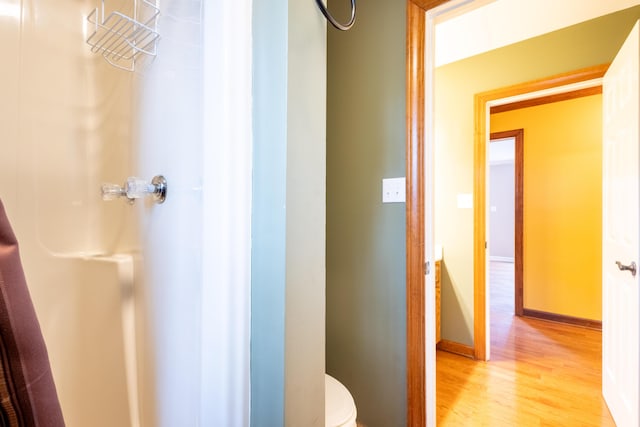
[{"left": 489, "top": 256, "right": 514, "bottom": 263}]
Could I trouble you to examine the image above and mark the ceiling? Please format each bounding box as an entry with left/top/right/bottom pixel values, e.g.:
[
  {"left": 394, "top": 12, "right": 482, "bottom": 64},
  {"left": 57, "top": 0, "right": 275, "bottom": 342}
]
[{"left": 435, "top": 0, "right": 639, "bottom": 66}]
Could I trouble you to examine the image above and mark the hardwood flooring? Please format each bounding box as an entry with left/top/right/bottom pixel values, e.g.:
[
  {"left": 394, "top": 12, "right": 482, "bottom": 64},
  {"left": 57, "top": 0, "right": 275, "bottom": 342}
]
[{"left": 436, "top": 261, "right": 615, "bottom": 426}]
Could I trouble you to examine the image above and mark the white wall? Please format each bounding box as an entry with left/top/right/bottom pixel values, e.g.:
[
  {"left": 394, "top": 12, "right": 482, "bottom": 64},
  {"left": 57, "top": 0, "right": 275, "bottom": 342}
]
[
  {"left": 0, "top": 1, "right": 139, "bottom": 425},
  {"left": 133, "top": 1, "right": 253, "bottom": 425},
  {"left": 131, "top": 0, "right": 205, "bottom": 422},
  {"left": 0, "top": 1, "right": 254, "bottom": 426},
  {"left": 489, "top": 162, "right": 515, "bottom": 260}
]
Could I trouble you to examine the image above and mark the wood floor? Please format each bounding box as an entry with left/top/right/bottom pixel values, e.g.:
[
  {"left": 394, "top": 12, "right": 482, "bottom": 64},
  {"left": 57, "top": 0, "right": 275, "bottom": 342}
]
[{"left": 436, "top": 261, "right": 615, "bottom": 426}]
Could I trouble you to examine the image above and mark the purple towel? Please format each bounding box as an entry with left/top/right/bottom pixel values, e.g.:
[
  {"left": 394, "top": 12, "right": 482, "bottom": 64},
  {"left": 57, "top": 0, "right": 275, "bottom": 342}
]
[{"left": 0, "top": 200, "right": 65, "bottom": 427}]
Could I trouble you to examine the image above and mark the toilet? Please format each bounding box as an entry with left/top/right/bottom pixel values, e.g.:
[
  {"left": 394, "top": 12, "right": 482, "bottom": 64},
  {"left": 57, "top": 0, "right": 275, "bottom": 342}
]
[{"left": 325, "top": 374, "right": 357, "bottom": 427}]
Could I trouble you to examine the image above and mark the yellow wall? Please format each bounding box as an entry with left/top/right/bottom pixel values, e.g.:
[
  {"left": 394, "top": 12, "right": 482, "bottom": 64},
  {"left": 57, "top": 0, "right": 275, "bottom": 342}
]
[{"left": 491, "top": 94, "right": 602, "bottom": 320}]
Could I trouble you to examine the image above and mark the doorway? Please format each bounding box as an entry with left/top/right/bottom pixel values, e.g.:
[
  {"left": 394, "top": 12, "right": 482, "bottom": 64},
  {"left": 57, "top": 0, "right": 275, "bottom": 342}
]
[
  {"left": 476, "top": 73, "right": 607, "bottom": 359},
  {"left": 489, "top": 130, "right": 523, "bottom": 319},
  {"left": 438, "top": 61, "right": 599, "bottom": 427},
  {"left": 405, "top": 1, "right": 640, "bottom": 424},
  {"left": 436, "top": 83, "right": 611, "bottom": 425},
  {"left": 488, "top": 132, "right": 520, "bottom": 323}
]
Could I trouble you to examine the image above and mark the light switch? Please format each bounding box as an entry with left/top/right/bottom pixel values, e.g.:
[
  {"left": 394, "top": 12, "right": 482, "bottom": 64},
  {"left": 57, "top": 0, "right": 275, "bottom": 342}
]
[
  {"left": 382, "top": 177, "right": 406, "bottom": 203},
  {"left": 457, "top": 193, "right": 473, "bottom": 209}
]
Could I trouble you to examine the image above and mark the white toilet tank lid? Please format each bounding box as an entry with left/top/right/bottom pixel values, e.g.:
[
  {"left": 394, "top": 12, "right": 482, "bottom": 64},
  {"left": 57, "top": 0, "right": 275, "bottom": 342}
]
[{"left": 325, "top": 374, "right": 357, "bottom": 427}]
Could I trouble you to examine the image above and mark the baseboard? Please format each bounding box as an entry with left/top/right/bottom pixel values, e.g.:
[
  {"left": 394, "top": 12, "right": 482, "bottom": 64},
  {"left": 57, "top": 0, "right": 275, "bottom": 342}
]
[
  {"left": 489, "top": 256, "right": 514, "bottom": 263},
  {"left": 522, "top": 308, "right": 602, "bottom": 330},
  {"left": 436, "top": 339, "right": 475, "bottom": 359}
]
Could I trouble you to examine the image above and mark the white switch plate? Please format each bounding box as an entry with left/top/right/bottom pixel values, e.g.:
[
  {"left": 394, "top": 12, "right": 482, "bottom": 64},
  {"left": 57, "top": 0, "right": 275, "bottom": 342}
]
[
  {"left": 382, "top": 177, "right": 406, "bottom": 203},
  {"left": 457, "top": 193, "right": 473, "bottom": 209}
]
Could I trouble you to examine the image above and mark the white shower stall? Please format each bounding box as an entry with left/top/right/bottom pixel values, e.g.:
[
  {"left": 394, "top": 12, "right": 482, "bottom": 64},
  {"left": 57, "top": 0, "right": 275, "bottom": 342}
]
[{"left": 0, "top": 0, "right": 252, "bottom": 425}]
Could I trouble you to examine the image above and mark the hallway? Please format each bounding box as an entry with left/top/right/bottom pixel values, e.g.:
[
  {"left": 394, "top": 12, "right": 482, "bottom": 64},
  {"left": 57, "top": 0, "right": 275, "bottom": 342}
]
[{"left": 436, "top": 262, "right": 615, "bottom": 426}]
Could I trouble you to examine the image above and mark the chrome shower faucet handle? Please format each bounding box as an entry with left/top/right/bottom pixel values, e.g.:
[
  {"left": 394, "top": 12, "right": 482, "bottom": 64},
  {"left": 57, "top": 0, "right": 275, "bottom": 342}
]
[{"left": 101, "top": 175, "right": 167, "bottom": 204}]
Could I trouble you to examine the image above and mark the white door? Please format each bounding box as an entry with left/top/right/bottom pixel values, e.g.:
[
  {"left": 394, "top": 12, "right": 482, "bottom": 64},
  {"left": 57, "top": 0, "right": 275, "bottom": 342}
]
[{"left": 602, "top": 20, "right": 640, "bottom": 427}]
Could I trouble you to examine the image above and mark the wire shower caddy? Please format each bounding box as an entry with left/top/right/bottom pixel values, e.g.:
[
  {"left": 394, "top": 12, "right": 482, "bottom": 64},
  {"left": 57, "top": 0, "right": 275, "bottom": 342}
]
[{"left": 86, "top": 0, "right": 160, "bottom": 71}]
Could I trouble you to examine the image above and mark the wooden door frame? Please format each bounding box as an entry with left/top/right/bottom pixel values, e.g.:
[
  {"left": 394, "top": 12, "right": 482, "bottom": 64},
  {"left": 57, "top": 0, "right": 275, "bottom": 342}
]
[
  {"left": 473, "top": 66, "right": 608, "bottom": 360},
  {"left": 489, "top": 129, "right": 524, "bottom": 316},
  {"left": 405, "top": 0, "right": 610, "bottom": 420},
  {"left": 489, "top": 85, "right": 606, "bottom": 330},
  {"left": 406, "top": 1, "right": 449, "bottom": 425}
]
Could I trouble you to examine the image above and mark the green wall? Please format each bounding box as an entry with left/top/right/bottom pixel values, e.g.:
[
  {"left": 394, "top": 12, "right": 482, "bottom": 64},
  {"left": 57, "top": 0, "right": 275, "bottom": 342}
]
[
  {"left": 435, "top": 6, "right": 640, "bottom": 346},
  {"left": 326, "top": 0, "right": 407, "bottom": 426}
]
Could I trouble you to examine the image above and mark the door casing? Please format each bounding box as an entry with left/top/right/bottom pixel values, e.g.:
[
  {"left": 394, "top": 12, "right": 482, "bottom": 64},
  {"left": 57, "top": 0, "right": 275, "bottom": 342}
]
[
  {"left": 489, "top": 128, "right": 524, "bottom": 317},
  {"left": 472, "top": 66, "right": 608, "bottom": 359}
]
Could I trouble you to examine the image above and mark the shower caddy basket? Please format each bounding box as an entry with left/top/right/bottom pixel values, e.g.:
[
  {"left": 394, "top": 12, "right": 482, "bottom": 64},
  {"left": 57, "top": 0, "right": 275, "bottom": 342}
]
[{"left": 85, "top": 0, "right": 159, "bottom": 71}]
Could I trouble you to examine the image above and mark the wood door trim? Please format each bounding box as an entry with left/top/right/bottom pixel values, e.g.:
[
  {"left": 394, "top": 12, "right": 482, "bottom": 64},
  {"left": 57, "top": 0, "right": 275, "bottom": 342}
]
[
  {"left": 436, "top": 340, "right": 475, "bottom": 358},
  {"left": 478, "top": 64, "right": 609, "bottom": 103},
  {"left": 406, "top": 2, "right": 426, "bottom": 425},
  {"left": 489, "top": 129, "right": 524, "bottom": 316},
  {"left": 522, "top": 308, "right": 603, "bottom": 330},
  {"left": 490, "top": 86, "right": 603, "bottom": 114},
  {"left": 411, "top": 0, "right": 450, "bottom": 10},
  {"left": 472, "top": 64, "right": 608, "bottom": 361},
  {"left": 406, "top": 1, "right": 448, "bottom": 425}
]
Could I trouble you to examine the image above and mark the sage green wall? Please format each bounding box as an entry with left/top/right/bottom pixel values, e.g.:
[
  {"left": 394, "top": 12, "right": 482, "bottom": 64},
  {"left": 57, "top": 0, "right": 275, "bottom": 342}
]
[
  {"left": 326, "top": 1, "right": 406, "bottom": 426},
  {"left": 435, "top": 6, "right": 640, "bottom": 346},
  {"left": 252, "top": 0, "right": 326, "bottom": 425}
]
